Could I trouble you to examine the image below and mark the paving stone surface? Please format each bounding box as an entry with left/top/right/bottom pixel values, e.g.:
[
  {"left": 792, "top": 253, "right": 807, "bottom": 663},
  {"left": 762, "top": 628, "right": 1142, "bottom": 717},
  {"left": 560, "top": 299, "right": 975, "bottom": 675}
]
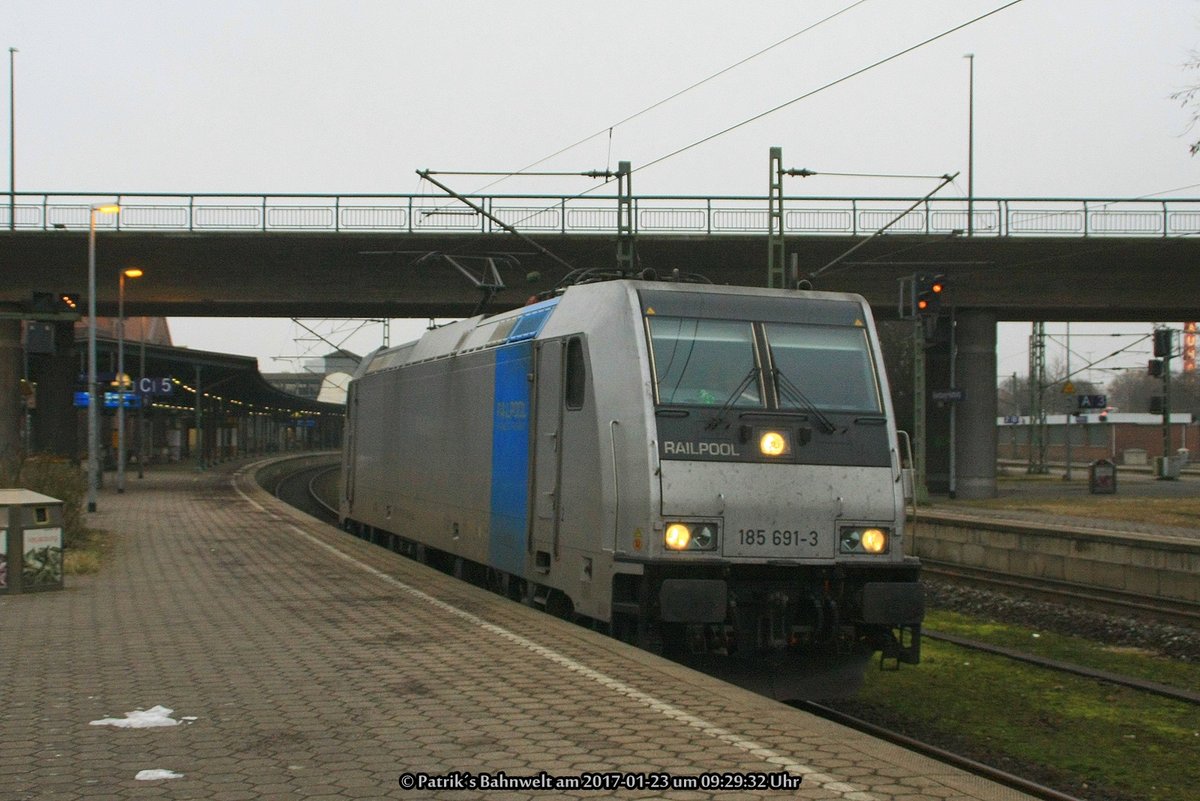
[{"left": 0, "top": 458, "right": 1039, "bottom": 800}]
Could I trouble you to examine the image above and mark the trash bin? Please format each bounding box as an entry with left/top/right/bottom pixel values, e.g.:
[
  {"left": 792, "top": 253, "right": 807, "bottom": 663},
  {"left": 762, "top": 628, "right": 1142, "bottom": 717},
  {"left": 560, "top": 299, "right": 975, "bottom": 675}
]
[
  {"left": 1088, "top": 459, "right": 1117, "bottom": 495},
  {"left": 1156, "top": 455, "right": 1183, "bottom": 480},
  {"left": 0, "top": 489, "right": 66, "bottom": 594}
]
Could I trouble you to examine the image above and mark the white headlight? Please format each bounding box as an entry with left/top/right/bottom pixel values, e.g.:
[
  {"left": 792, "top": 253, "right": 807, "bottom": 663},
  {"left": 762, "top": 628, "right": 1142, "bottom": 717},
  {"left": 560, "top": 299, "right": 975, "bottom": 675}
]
[
  {"left": 664, "top": 522, "right": 719, "bottom": 551},
  {"left": 839, "top": 526, "right": 890, "bottom": 554},
  {"left": 758, "top": 429, "right": 793, "bottom": 457}
]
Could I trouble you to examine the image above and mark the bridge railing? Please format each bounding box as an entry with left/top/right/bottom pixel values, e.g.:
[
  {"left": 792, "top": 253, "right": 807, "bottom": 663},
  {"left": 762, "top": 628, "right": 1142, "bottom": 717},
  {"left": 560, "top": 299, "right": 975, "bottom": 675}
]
[{"left": 1, "top": 192, "right": 1197, "bottom": 237}]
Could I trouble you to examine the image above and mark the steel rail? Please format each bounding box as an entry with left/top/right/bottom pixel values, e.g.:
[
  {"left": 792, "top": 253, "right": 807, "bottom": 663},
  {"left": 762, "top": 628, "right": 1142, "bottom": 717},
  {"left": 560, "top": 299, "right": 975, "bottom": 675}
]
[
  {"left": 924, "top": 630, "right": 1200, "bottom": 706},
  {"left": 921, "top": 560, "right": 1200, "bottom": 629},
  {"left": 271, "top": 463, "right": 339, "bottom": 522},
  {"left": 793, "top": 701, "right": 1090, "bottom": 801},
  {"left": 306, "top": 465, "right": 340, "bottom": 520}
]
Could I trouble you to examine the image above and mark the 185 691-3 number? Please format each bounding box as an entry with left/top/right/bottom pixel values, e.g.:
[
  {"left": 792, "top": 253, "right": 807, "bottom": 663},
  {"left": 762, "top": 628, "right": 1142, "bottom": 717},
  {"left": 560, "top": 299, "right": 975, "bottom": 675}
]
[{"left": 736, "top": 528, "right": 818, "bottom": 548}]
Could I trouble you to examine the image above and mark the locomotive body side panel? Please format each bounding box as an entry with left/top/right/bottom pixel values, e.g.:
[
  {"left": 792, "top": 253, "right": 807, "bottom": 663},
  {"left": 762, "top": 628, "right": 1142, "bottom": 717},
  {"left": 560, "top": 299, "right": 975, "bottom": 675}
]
[
  {"left": 489, "top": 343, "right": 533, "bottom": 576},
  {"left": 348, "top": 345, "right": 500, "bottom": 567},
  {"left": 532, "top": 282, "right": 655, "bottom": 620}
]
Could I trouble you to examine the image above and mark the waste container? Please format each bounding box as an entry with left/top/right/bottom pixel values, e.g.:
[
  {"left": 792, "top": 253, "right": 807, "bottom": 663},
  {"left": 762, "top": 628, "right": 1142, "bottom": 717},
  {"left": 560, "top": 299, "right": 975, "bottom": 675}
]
[
  {"left": 0, "top": 489, "right": 66, "bottom": 594},
  {"left": 1156, "top": 455, "right": 1183, "bottom": 480},
  {"left": 1088, "top": 459, "right": 1117, "bottom": 494}
]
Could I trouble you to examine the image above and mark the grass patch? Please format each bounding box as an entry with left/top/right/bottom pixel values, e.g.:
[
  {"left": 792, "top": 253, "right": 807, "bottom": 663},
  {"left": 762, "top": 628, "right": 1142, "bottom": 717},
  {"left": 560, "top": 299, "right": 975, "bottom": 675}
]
[
  {"left": 834, "top": 624, "right": 1200, "bottom": 801},
  {"left": 64, "top": 528, "right": 115, "bottom": 575},
  {"left": 3, "top": 455, "right": 116, "bottom": 576},
  {"left": 925, "top": 609, "right": 1200, "bottom": 690},
  {"left": 955, "top": 494, "right": 1200, "bottom": 528}
]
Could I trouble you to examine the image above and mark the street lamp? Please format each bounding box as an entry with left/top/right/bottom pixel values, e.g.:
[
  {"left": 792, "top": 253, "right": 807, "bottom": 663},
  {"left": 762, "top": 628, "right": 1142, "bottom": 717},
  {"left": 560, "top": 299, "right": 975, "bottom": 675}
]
[
  {"left": 116, "top": 267, "right": 142, "bottom": 493},
  {"left": 86, "top": 202, "right": 119, "bottom": 513},
  {"left": 137, "top": 303, "right": 147, "bottom": 479},
  {"left": 964, "top": 53, "right": 975, "bottom": 236},
  {"left": 9, "top": 47, "right": 16, "bottom": 231}
]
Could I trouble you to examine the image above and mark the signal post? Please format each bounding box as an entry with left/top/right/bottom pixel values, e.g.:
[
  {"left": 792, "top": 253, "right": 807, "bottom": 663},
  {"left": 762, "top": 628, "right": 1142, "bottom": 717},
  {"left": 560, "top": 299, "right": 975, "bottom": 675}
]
[{"left": 899, "top": 273, "right": 997, "bottom": 501}]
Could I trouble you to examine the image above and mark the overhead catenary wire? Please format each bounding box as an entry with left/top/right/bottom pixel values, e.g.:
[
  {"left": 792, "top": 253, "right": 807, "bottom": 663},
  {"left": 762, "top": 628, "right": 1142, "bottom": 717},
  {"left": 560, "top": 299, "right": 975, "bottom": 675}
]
[
  {"left": 808, "top": 172, "right": 960, "bottom": 281},
  {"left": 785, "top": 170, "right": 952, "bottom": 180},
  {"left": 462, "top": 0, "right": 873, "bottom": 196},
  {"left": 420, "top": 1, "right": 1025, "bottom": 277},
  {"left": 636, "top": 0, "right": 1025, "bottom": 176},
  {"left": 491, "top": 0, "right": 1025, "bottom": 233},
  {"left": 421, "top": 170, "right": 621, "bottom": 178}
]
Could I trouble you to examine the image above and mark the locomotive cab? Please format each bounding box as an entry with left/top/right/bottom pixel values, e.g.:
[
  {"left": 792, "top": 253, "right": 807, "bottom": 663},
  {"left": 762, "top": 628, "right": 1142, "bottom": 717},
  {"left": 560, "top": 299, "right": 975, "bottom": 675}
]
[{"left": 606, "top": 285, "right": 923, "bottom": 694}]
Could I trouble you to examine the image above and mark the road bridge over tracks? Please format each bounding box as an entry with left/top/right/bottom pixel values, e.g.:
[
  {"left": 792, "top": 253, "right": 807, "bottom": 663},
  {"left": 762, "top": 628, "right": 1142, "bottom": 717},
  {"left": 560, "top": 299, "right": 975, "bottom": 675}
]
[
  {"left": 3, "top": 191, "right": 1199, "bottom": 500},
  {"left": 1, "top": 192, "right": 1198, "bottom": 319}
]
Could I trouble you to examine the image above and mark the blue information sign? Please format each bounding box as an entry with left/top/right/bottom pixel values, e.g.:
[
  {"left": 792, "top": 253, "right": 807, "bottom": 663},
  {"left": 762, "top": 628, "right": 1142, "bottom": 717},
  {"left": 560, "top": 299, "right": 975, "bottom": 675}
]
[{"left": 73, "top": 391, "right": 142, "bottom": 409}]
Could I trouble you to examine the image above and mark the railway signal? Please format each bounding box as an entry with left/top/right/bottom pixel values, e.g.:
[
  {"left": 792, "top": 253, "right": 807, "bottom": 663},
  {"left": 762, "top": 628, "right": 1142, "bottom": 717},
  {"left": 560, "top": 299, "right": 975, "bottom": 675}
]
[
  {"left": 896, "top": 271, "right": 951, "bottom": 504},
  {"left": 27, "top": 291, "right": 81, "bottom": 316},
  {"left": 1153, "top": 327, "right": 1174, "bottom": 358},
  {"left": 914, "top": 273, "right": 946, "bottom": 316},
  {"left": 897, "top": 273, "right": 949, "bottom": 322}
]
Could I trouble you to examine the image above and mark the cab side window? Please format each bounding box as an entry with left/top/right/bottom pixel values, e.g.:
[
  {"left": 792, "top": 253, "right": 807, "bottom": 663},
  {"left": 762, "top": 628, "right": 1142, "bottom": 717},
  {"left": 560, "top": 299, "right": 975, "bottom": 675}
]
[{"left": 565, "top": 337, "right": 586, "bottom": 410}]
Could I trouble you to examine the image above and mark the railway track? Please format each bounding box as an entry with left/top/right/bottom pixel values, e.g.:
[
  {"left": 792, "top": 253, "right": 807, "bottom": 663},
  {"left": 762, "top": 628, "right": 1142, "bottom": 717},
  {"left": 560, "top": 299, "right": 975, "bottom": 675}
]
[
  {"left": 272, "top": 463, "right": 339, "bottom": 522},
  {"left": 923, "top": 629, "right": 1200, "bottom": 706},
  {"left": 921, "top": 559, "right": 1200, "bottom": 630},
  {"left": 792, "top": 701, "right": 1090, "bottom": 801}
]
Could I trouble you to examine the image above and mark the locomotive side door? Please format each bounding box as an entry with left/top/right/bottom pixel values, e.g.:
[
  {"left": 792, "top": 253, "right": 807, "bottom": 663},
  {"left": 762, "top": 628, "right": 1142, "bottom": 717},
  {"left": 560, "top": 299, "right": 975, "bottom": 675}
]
[{"left": 528, "top": 338, "right": 564, "bottom": 573}]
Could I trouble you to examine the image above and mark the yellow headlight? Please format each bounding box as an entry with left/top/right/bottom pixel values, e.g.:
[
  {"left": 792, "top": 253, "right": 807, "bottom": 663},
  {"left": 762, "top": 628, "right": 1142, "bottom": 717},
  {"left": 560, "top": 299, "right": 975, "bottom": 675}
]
[
  {"left": 860, "top": 528, "right": 888, "bottom": 553},
  {"left": 664, "top": 523, "right": 691, "bottom": 550},
  {"left": 759, "top": 430, "right": 788, "bottom": 457}
]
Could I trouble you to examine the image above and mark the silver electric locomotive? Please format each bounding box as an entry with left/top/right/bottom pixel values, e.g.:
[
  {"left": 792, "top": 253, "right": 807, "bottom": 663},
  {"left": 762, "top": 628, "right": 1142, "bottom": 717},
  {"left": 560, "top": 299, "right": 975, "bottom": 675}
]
[{"left": 341, "top": 279, "right": 923, "bottom": 697}]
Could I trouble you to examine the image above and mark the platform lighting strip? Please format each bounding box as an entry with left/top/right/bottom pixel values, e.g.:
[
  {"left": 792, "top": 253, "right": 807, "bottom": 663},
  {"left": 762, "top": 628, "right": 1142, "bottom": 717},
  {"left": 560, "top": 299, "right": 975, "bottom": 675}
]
[{"left": 166, "top": 378, "right": 335, "bottom": 417}]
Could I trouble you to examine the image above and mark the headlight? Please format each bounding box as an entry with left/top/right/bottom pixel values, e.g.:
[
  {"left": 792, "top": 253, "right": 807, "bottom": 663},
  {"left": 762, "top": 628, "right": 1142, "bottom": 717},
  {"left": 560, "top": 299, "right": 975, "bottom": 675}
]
[
  {"left": 664, "top": 521, "right": 719, "bottom": 551},
  {"left": 839, "top": 526, "right": 890, "bottom": 554},
  {"left": 759, "top": 430, "right": 791, "bottom": 457}
]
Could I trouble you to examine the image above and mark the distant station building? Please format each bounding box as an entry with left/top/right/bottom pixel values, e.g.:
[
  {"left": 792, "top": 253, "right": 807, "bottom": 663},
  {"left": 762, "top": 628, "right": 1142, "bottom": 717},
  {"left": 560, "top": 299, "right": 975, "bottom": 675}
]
[
  {"left": 998, "top": 412, "right": 1198, "bottom": 466},
  {"left": 264, "top": 349, "right": 359, "bottom": 406}
]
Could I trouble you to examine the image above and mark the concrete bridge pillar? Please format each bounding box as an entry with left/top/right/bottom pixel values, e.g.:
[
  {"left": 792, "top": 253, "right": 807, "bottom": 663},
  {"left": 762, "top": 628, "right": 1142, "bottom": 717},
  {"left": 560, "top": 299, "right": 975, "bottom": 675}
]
[
  {"left": 954, "top": 309, "right": 998, "bottom": 499},
  {"left": 0, "top": 309, "right": 22, "bottom": 480},
  {"left": 29, "top": 321, "right": 78, "bottom": 458}
]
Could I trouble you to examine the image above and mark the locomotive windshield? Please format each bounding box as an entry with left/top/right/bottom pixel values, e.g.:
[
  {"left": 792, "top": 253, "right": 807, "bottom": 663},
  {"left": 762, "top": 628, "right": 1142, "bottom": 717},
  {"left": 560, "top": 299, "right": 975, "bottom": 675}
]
[
  {"left": 647, "top": 318, "right": 763, "bottom": 407},
  {"left": 646, "top": 315, "right": 881, "bottom": 414},
  {"left": 764, "top": 323, "right": 882, "bottom": 414}
]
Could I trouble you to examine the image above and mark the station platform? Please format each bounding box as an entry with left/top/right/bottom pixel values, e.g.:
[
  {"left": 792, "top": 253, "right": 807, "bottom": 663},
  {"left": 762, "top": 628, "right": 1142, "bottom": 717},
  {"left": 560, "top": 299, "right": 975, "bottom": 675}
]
[{"left": 0, "top": 458, "right": 1039, "bottom": 801}]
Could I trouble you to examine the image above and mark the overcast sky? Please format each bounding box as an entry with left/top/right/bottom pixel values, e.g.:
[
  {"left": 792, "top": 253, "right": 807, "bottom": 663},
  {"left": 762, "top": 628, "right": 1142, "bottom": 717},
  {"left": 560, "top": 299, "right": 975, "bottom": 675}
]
[{"left": 8, "top": 0, "right": 1200, "bottom": 387}]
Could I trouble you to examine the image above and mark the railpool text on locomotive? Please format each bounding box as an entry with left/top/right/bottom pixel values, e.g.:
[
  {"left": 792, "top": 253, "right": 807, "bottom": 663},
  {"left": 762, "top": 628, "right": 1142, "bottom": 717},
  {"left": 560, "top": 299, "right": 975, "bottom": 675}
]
[{"left": 398, "top": 770, "right": 803, "bottom": 791}]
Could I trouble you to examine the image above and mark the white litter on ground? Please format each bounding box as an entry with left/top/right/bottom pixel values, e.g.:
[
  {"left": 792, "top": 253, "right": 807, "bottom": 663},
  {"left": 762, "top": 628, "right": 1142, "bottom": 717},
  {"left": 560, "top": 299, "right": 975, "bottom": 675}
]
[
  {"left": 89, "top": 705, "right": 182, "bottom": 728},
  {"left": 135, "top": 769, "right": 184, "bottom": 781}
]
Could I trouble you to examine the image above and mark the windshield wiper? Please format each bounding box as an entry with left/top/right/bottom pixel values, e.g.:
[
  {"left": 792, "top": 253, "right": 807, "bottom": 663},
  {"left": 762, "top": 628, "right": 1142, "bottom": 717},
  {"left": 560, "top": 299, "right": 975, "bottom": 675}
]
[
  {"left": 773, "top": 368, "right": 837, "bottom": 434},
  {"left": 705, "top": 366, "right": 759, "bottom": 430}
]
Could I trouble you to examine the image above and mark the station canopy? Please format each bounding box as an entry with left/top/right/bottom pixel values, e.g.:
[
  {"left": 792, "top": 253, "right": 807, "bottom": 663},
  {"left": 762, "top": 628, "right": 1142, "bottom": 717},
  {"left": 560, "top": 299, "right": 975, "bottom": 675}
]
[{"left": 84, "top": 335, "right": 344, "bottom": 419}]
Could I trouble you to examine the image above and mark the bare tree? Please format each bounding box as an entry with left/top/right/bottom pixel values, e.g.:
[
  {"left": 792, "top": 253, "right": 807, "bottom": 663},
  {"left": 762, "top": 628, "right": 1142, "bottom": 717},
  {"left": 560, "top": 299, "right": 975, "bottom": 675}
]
[
  {"left": 1107, "top": 369, "right": 1159, "bottom": 413},
  {"left": 1173, "top": 51, "right": 1200, "bottom": 155},
  {"left": 994, "top": 365, "right": 1100, "bottom": 417}
]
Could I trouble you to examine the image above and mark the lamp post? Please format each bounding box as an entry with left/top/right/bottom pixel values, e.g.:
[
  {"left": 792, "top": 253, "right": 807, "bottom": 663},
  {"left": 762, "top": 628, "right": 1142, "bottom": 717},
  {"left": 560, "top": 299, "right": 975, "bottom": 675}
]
[
  {"left": 116, "top": 267, "right": 142, "bottom": 493},
  {"left": 137, "top": 313, "right": 147, "bottom": 479},
  {"left": 8, "top": 47, "right": 15, "bottom": 231},
  {"left": 86, "top": 202, "right": 119, "bottom": 513},
  {"left": 964, "top": 53, "right": 975, "bottom": 236}
]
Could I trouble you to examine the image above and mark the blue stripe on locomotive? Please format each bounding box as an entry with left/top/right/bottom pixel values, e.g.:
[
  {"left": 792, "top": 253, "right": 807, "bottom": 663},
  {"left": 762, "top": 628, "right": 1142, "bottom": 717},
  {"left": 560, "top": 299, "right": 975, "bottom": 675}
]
[{"left": 489, "top": 343, "right": 532, "bottom": 575}]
